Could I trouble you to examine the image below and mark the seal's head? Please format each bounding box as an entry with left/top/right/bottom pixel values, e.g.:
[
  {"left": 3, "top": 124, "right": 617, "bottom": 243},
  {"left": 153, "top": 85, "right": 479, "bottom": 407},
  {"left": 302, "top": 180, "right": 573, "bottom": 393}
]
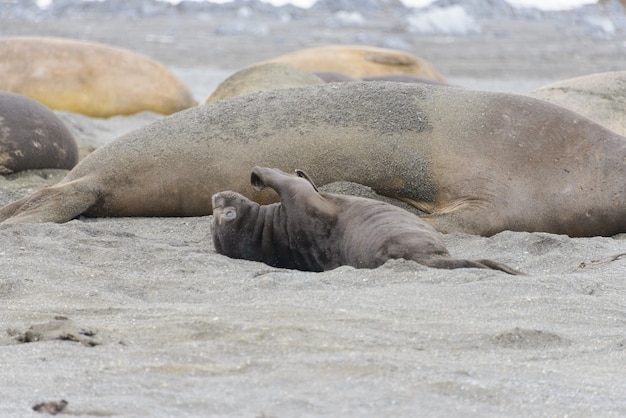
[{"left": 211, "top": 191, "right": 261, "bottom": 260}]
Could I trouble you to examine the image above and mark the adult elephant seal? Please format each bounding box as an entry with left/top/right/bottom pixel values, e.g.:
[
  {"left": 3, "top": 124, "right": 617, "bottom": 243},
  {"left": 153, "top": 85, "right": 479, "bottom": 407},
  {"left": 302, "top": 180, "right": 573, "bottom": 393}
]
[
  {"left": 528, "top": 71, "right": 626, "bottom": 135},
  {"left": 203, "top": 63, "right": 325, "bottom": 103},
  {"left": 362, "top": 74, "right": 448, "bottom": 85},
  {"left": 314, "top": 71, "right": 359, "bottom": 83},
  {"left": 0, "top": 36, "right": 197, "bottom": 117},
  {"left": 212, "top": 166, "right": 521, "bottom": 274},
  {"left": 259, "top": 45, "right": 447, "bottom": 82},
  {"left": 314, "top": 72, "right": 448, "bottom": 85},
  {"left": 0, "top": 92, "right": 78, "bottom": 174},
  {"left": 0, "top": 82, "right": 624, "bottom": 238}
]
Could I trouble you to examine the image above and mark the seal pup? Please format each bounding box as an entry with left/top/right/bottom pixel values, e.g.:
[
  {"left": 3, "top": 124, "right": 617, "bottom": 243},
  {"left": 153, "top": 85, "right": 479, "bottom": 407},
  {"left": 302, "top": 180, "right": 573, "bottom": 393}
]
[
  {"left": 0, "top": 36, "right": 197, "bottom": 117},
  {"left": 203, "top": 63, "right": 325, "bottom": 103},
  {"left": 0, "top": 82, "right": 624, "bottom": 238},
  {"left": 212, "top": 167, "right": 521, "bottom": 274},
  {"left": 259, "top": 44, "right": 447, "bottom": 82},
  {"left": 0, "top": 92, "right": 78, "bottom": 174},
  {"left": 527, "top": 71, "right": 626, "bottom": 135}
]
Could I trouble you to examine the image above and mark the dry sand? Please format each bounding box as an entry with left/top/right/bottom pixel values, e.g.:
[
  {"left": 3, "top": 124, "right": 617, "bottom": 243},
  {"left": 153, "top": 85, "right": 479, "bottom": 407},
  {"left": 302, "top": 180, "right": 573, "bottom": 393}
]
[{"left": 1, "top": 8, "right": 626, "bottom": 417}]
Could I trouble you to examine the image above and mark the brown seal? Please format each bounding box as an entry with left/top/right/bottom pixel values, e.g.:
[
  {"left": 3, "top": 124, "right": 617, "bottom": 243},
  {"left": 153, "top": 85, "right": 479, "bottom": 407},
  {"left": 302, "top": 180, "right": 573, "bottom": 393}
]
[
  {"left": 315, "top": 71, "right": 449, "bottom": 85},
  {"left": 0, "top": 36, "right": 197, "bottom": 117},
  {"left": 212, "top": 166, "right": 521, "bottom": 274},
  {"left": 0, "top": 82, "right": 624, "bottom": 238},
  {"left": 203, "top": 63, "right": 326, "bottom": 103},
  {"left": 527, "top": 71, "right": 626, "bottom": 135},
  {"left": 259, "top": 44, "right": 447, "bottom": 82},
  {"left": 314, "top": 71, "right": 359, "bottom": 83},
  {"left": 0, "top": 92, "right": 78, "bottom": 174},
  {"left": 361, "top": 74, "right": 448, "bottom": 85}
]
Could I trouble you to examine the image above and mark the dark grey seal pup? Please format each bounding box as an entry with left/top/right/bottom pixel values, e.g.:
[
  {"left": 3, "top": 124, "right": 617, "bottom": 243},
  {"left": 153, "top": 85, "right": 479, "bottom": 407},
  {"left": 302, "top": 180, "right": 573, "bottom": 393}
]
[{"left": 212, "top": 167, "right": 521, "bottom": 274}]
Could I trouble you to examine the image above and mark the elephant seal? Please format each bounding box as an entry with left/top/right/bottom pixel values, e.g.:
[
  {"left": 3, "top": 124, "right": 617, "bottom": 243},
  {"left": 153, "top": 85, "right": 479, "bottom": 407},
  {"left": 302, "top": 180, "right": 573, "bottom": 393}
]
[
  {"left": 212, "top": 167, "right": 521, "bottom": 274},
  {"left": 0, "top": 36, "right": 197, "bottom": 117},
  {"left": 259, "top": 45, "right": 447, "bottom": 82},
  {"left": 0, "top": 92, "right": 78, "bottom": 174},
  {"left": 0, "top": 82, "right": 624, "bottom": 238},
  {"left": 362, "top": 74, "right": 448, "bottom": 85},
  {"left": 314, "top": 71, "right": 448, "bottom": 85},
  {"left": 203, "top": 63, "right": 325, "bottom": 103},
  {"left": 314, "top": 71, "right": 359, "bottom": 83},
  {"left": 528, "top": 71, "right": 626, "bottom": 135}
]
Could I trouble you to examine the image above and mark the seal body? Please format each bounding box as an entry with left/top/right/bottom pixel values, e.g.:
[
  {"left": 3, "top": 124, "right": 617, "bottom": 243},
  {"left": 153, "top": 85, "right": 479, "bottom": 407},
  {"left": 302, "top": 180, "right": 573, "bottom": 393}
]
[
  {"left": 314, "top": 71, "right": 359, "bottom": 83},
  {"left": 212, "top": 167, "right": 520, "bottom": 274},
  {"left": 203, "top": 63, "right": 325, "bottom": 103},
  {"left": 0, "top": 36, "right": 197, "bottom": 117},
  {"left": 0, "top": 92, "right": 78, "bottom": 174},
  {"left": 528, "top": 71, "right": 626, "bottom": 135},
  {"left": 260, "top": 45, "right": 447, "bottom": 82},
  {"left": 361, "top": 74, "right": 447, "bottom": 85},
  {"left": 0, "top": 82, "right": 624, "bottom": 238},
  {"left": 315, "top": 71, "right": 448, "bottom": 85}
]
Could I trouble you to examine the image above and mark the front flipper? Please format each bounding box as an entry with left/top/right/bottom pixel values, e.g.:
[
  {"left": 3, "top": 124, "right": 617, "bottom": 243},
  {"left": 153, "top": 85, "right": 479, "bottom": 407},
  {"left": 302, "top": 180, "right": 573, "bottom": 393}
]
[
  {"left": 250, "top": 166, "right": 298, "bottom": 193},
  {"left": 250, "top": 166, "right": 336, "bottom": 217},
  {"left": 250, "top": 166, "right": 320, "bottom": 197},
  {"left": 0, "top": 179, "right": 99, "bottom": 223},
  {"left": 294, "top": 169, "right": 319, "bottom": 192}
]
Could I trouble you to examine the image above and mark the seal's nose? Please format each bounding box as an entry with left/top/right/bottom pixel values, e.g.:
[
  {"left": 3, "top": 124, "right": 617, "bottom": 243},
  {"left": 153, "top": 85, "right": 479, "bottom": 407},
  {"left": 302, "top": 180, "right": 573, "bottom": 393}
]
[{"left": 211, "top": 193, "right": 223, "bottom": 209}]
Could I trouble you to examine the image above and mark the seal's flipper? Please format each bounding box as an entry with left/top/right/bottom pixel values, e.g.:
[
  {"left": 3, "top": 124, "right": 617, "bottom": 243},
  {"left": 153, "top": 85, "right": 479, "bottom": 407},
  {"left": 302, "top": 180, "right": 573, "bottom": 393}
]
[
  {"left": 425, "top": 257, "right": 523, "bottom": 275},
  {"left": 0, "top": 180, "right": 99, "bottom": 223},
  {"left": 250, "top": 170, "right": 266, "bottom": 192},
  {"left": 295, "top": 169, "right": 319, "bottom": 192},
  {"left": 250, "top": 166, "right": 309, "bottom": 195},
  {"left": 250, "top": 166, "right": 335, "bottom": 215},
  {"left": 473, "top": 259, "right": 525, "bottom": 276}
]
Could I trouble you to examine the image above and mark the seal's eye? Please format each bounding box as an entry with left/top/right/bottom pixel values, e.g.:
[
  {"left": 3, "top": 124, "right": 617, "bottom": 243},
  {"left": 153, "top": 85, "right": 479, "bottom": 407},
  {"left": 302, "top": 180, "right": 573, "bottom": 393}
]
[{"left": 224, "top": 209, "right": 237, "bottom": 219}]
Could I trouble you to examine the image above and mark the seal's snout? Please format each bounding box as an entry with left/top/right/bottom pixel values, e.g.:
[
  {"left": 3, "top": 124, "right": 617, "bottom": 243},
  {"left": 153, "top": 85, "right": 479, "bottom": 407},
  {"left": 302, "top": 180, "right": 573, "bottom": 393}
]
[
  {"left": 212, "top": 191, "right": 242, "bottom": 209},
  {"left": 211, "top": 193, "right": 222, "bottom": 209}
]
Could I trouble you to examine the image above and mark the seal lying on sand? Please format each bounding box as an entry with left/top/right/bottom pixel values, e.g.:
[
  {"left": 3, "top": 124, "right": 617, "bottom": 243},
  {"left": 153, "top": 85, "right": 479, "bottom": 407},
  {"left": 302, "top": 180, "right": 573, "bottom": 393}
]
[
  {"left": 315, "top": 71, "right": 448, "bottom": 85},
  {"left": 203, "top": 63, "right": 325, "bottom": 103},
  {"left": 212, "top": 167, "right": 521, "bottom": 274},
  {"left": 0, "top": 36, "right": 197, "bottom": 117},
  {"left": 0, "top": 92, "right": 78, "bottom": 174},
  {"left": 362, "top": 74, "right": 448, "bottom": 85},
  {"left": 0, "top": 82, "right": 624, "bottom": 238},
  {"left": 528, "top": 71, "right": 626, "bottom": 135},
  {"left": 259, "top": 45, "right": 447, "bottom": 82}
]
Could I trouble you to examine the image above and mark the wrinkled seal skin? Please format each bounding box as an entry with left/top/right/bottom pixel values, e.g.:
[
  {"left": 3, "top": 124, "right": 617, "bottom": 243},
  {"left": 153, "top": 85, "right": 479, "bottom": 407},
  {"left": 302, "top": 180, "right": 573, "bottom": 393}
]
[
  {"left": 0, "top": 36, "right": 197, "bottom": 117},
  {"left": 0, "top": 82, "right": 624, "bottom": 238},
  {"left": 212, "top": 167, "right": 521, "bottom": 274},
  {"left": 0, "top": 92, "right": 78, "bottom": 174},
  {"left": 528, "top": 71, "right": 626, "bottom": 136},
  {"left": 260, "top": 44, "right": 447, "bottom": 82}
]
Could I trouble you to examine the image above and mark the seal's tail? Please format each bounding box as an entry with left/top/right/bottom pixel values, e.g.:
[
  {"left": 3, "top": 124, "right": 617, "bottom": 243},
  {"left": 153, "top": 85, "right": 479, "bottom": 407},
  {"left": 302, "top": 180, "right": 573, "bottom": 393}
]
[{"left": 0, "top": 179, "right": 98, "bottom": 223}]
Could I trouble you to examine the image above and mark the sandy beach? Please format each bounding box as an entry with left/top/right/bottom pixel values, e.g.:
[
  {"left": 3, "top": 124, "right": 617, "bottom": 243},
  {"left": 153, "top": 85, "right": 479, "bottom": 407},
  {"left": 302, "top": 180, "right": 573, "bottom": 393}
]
[{"left": 1, "top": 2, "right": 626, "bottom": 416}]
